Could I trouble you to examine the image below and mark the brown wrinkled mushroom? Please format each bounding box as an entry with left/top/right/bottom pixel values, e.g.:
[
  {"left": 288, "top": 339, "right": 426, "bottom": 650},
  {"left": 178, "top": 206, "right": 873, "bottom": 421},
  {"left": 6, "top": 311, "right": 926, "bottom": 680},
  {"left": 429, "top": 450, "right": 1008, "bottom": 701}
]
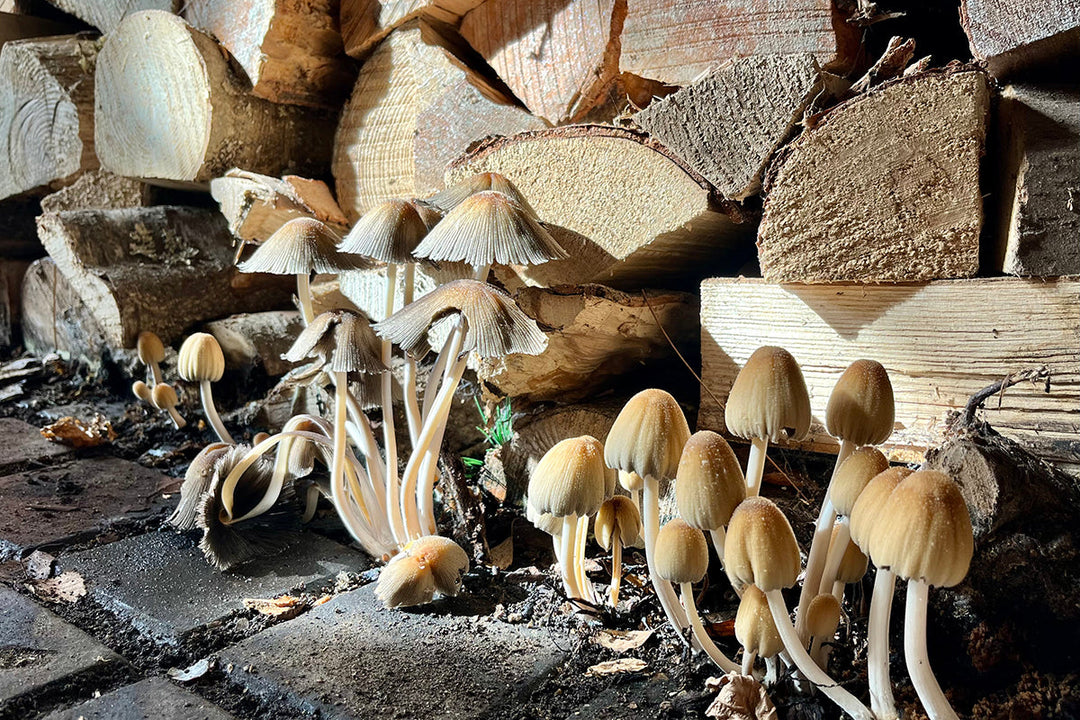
[
  {"left": 136, "top": 330, "right": 165, "bottom": 385},
  {"left": 817, "top": 448, "right": 889, "bottom": 596},
  {"left": 735, "top": 585, "right": 783, "bottom": 681},
  {"left": 375, "top": 535, "right": 470, "bottom": 609}
]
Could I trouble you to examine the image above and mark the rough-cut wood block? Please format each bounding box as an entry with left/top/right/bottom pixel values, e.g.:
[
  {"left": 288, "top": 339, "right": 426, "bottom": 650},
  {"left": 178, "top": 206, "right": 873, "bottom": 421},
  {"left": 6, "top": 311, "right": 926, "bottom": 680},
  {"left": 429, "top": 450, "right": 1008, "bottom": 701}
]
[
  {"left": 203, "top": 311, "right": 304, "bottom": 376},
  {"left": 210, "top": 170, "right": 349, "bottom": 243},
  {"left": 447, "top": 125, "right": 754, "bottom": 289},
  {"left": 340, "top": 0, "right": 483, "bottom": 59},
  {"left": 43, "top": 0, "right": 176, "bottom": 33},
  {"left": 758, "top": 70, "right": 990, "bottom": 283},
  {"left": 699, "top": 278, "right": 1080, "bottom": 471},
  {"left": 961, "top": 0, "right": 1080, "bottom": 78},
  {"left": 20, "top": 257, "right": 112, "bottom": 363},
  {"left": 992, "top": 84, "right": 1079, "bottom": 276},
  {"left": 40, "top": 170, "right": 150, "bottom": 213},
  {"left": 619, "top": 0, "right": 857, "bottom": 87},
  {"left": 634, "top": 54, "right": 822, "bottom": 200}
]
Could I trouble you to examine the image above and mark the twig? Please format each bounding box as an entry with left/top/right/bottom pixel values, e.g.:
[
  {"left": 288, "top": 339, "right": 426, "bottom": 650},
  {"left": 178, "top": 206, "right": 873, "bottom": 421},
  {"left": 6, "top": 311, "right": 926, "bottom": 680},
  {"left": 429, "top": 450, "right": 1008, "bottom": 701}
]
[{"left": 963, "top": 366, "right": 1051, "bottom": 428}]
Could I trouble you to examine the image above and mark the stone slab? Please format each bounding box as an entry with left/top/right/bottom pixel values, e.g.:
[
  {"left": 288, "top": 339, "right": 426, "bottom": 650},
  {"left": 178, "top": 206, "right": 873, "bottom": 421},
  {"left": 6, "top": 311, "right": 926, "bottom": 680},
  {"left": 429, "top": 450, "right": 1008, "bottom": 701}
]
[
  {"left": 0, "top": 588, "right": 121, "bottom": 704},
  {"left": 0, "top": 418, "right": 73, "bottom": 475},
  {"left": 42, "top": 677, "right": 235, "bottom": 720},
  {"left": 219, "top": 585, "right": 565, "bottom": 720},
  {"left": 60, "top": 531, "right": 369, "bottom": 644}
]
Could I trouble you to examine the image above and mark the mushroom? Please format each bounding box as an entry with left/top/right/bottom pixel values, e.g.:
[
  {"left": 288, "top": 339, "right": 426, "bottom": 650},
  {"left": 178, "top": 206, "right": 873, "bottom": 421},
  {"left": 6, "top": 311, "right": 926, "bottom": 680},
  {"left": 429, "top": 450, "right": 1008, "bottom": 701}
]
[
  {"left": 151, "top": 382, "right": 187, "bottom": 429},
  {"left": 136, "top": 330, "right": 165, "bottom": 385},
  {"left": 168, "top": 442, "right": 231, "bottom": 531},
  {"left": 806, "top": 593, "right": 842, "bottom": 668},
  {"left": 177, "top": 333, "right": 233, "bottom": 444},
  {"left": 423, "top": 172, "right": 539, "bottom": 218},
  {"left": 827, "top": 524, "right": 869, "bottom": 602},
  {"left": 132, "top": 380, "right": 152, "bottom": 404},
  {"left": 375, "top": 534, "right": 470, "bottom": 608},
  {"left": 724, "top": 346, "right": 811, "bottom": 497},
  {"left": 735, "top": 585, "right": 784, "bottom": 682},
  {"left": 594, "top": 495, "right": 641, "bottom": 606}
]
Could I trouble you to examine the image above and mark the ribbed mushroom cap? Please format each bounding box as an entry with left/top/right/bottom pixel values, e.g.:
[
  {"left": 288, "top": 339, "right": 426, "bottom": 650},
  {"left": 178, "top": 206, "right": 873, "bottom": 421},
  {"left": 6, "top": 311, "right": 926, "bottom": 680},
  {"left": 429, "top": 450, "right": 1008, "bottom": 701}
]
[
  {"left": 595, "top": 496, "right": 642, "bottom": 550},
  {"left": 283, "top": 310, "right": 385, "bottom": 375},
  {"left": 526, "top": 498, "right": 562, "bottom": 536},
  {"left": 871, "top": 470, "right": 974, "bottom": 588},
  {"left": 137, "top": 331, "right": 165, "bottom": 364},
  {"left": 618, "top": 470, "right": 644, "bottom": 492},
  {"left": 806, "top": 593, "right": 842, "bottom": 638},
  {"left": 724, "top": 346, "right": 811, "bottom": 443},
  {"left": 178, "top": 333, "right": 226, "bottom": 382},
  {"left": 831, "top": 524, "right": 869, "bottom": 584},
  {"left": 238, "top": 217, "right": 372, "bottom": 275},
  {"left": 604, "top": 389, "right": 692, "bottom": 480},
  {"left": 676, "top": 430, "right": 746, "bottom": 531},
  {"left": 528, "top": 436, "right": 607, "bottom": 518},
  {"left": 412, "top": 191, "right": 567, "bottom": 269},
  {"left": 407, "top": 535, "right": 470, "bottom": 596},
  {"left": 735, "top": 585, "right": 784, "bottom": 658},
  {"left": 724, "top": 497, "right": 801, "bottom": 591},
  {"left": 338, "top": 199, "right": 429, "bottom": 263},
  {"left": 654, "top": 518, "right": 709, "bottom": 584},
  {"left": 849, "top": 466, "right": 913, "bottom": 552},
  {"left": 831, "top": 447, "right": 890, "bottom": 517},
  {"left": 425, "top": 172, "right": 539, "bottom": 218},
  {"left": 373, "top": 279, "right": 547, "bottom": 360},
  {"left": 151, "top": 383, "right": 180, "bottom": 411},
  {"left": 826, "top": 359, "right": 895, "bottom": 446},
  {"left": 375, "top": 555, "right": 436, "bottom": 608},
  {"left": 168, "top": 442, "right": 231, "bottom": 531}
]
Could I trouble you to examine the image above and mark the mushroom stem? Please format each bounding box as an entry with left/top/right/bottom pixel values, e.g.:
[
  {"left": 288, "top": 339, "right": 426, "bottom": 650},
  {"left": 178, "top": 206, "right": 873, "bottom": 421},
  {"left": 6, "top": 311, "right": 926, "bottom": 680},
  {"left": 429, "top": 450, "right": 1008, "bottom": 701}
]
[
  {"left": 302, "top": 483, "right": 321, "bottom": 523},
  {"left": 344, "top": 393, "right": 387, "bottom": 496},
  {"left": 575, "top": 515, "right": 597, "bottom": 604},
  {"left": 832, "top": 580, "right": 845, "bottom": 603},
  {"left": 906, "top": 579, "right": 957, "bottom": 720},
  {"left": 296, "top": 272, "right": 314, "bottom": 325},
  {"left": 741, "top": 650, "right": 757, "bottom": 677},
  {"left": 416, "top": 412, "right": 449, "bottom": 536},
  {"left": 402, "top": 263, "right": 421, "bottom": 445},
  {"left": 868, "top": 568, "right": 900, "bottom": 720},
  {"left": 148, "top": 362, "right": 163, "bottom": 386},
  {"left": 764, "top": 656, "right": 779, "bottom": 685},
  {"left": 795, "top": 493, "right": 837, "bottom": 642},
  {"left": 810, "top": 635, "right": 826, "bottom": 667},
  {"left": 818, "top": 517, "right": 851, "bottom": 595},
  {"left": 165, "top": 405, "right": 186, "bottom": 430},
  {"left": 680, "top": 581, "right": 739, "bottom": 673},
  {"left": 421, "top": 330, "right": 453, "bottom": 422},
  {"left": 561, "top": 514, "right": 581, "bottom": 599},
  {"left": 199, "top": 379, "right": 234, "bottom": 444},
  {"left": 609, "top": 539, "right": 623, "bottom": 606},
  {"left": 380, "top": 263, "right": 402, "bottom": 544},
  {"left": 642, "top": 475, "right": 691, "bottom": 639},
  {"left": 746, "top": 437, "right": 768, "bottom": 496}
]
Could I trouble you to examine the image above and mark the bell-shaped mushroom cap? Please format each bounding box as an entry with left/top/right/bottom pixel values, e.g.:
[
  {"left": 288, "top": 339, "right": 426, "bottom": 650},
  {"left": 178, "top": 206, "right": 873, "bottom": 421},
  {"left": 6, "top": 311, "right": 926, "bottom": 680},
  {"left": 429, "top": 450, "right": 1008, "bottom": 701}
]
[
  {"left": 412, "top": 191, "right": 568, "bottom": 269},
  {"left": 676, "top": 430, "right": 746, "bottom": 531},
  {"left": 595, "top": 495, "right": 642, "bottom": 550},
  {"left": 238, "top": 217, "right": 372, "bottom": 275},
  {"left": 283, "top": 310, "right": 385, "bottom": 375},
  {"left": 735, "top": 585, "right": 783, "bottom": 658},
  {"left": 375, "top": 555, "right": 436, "bottom": 608},
  {"left": 408, "top": 535, "right": 470, "bottom": 596},
  {"left": 849, "top": 466, "right": 913, "bottom": 552},
  {"left": 373, "top": 279, "right": 547, "bottom": 360},
  {"left": 168, "top": 442, "right": 231, "bottom": 531},
  {"left": 151, "top": 383, "right": 180, "bottom": 411},
  {"left": 831, "top": 447, "right": 890, "bottom": 517},
  {"left": 618, "top": 470, "right": 644, "bottom": 492},
  {"left": 654, "top": 518, "right": 709, "bottom": 584},
  {"left": 871, "top": 470, "right": 974, "bottom": 588},
  {"left": 528, "top": 436, "right": 607, "bottom": 518},
  {"left": 831, "top": 524, "right": 869, "bottom": 584},
  {"left": 338, "top": 199, "right": 429, "bottom": 263},
  {"left": 806, "top": 593, "right": 842, "bottom": 639},
  {"left": 137, "top": 330, "right": 165, "bottom": 364},
  {"left": 132, "top": 380, "right": 152, "bottom": 402},
  {"left": 724, "top": 346, "right": 811, "bottom": 443},
  {"left": 604, "top": 389, "right": 692, "bottom": 480},
  {"left": 826, "top": 359, "right": 895, "bottom": 446},
  {"left": 178, "top": 333, "right": 226, "bottom": 382},
  {"left": 724, "top": 497, "right": 801, "bottom": 592},
  {"left": 526, "top": 498, "right": 562, "bottom": 536},
  {"left": 425, "top": 172, "right": 539, "bottom": 218}
]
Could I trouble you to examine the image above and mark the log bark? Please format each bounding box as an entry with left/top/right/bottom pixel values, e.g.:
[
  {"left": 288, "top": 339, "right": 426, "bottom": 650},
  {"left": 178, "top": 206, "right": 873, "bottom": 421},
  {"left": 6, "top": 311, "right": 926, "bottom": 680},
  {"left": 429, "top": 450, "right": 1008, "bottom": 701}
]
[
  {"left": 447, "top": 125, "right": 755, "bottom": 289},
  {"left": 757, "top": 69, "right": 990, "bottom": 283},
  {"left": 20, "top": 256, "right": 112, "bottom": 364},
  {"left": 634, "top": 53, "right": 823, "bottom": 201},
  {"left": 210, "top": 169, "right": 349, "bottom": 244},
  {"left": 961, "top": 0, "right": 1080, "bottom": 78},
  {"left": 333, "top": 21, "right": 545, "bottom": 220},
  {"left": 94, "top": 11, "right": 336, "bottom": 186},
  {"left": 698, "top": 277, "right": 1080, "bottom": 472},
  {"left": 203, "top": 311, "right": 304, "bottom": 376},
  {"left": 0, "top": 35, "right": 98, "bottom": 200},
  {"left": 41, "top": 0, "right": 176, "bottom": 33},
  {"left": 340, "top": 0, "right": 484, "bottom": 59},
  {"left": 991, "top": 84, "right": 1079, "bottom": 277},
  {"left": 39, "top": 170, "right": 150, "bottom": 213},
  {"left": 35, "top": 206, "right": 294, "bottom": 349}
]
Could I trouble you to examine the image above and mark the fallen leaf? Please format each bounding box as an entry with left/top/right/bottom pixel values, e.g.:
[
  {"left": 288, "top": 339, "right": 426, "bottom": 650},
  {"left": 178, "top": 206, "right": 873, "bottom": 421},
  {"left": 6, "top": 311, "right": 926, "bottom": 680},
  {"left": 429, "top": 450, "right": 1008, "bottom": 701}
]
[
  {"left": 592, "top": 629, "right": 654, "bottom": 653},
  {"left": 585, "top": 658, "right": 648, "bottom": 676},
  {"left": 488, "top": 535, "right": 513, "bottom": 570},
  {"left": 243, "top": 595, "right": 307, "bottom": 619},
  {"left": 705, "top": 673, "right": 777, "bottom": 720},
  {"left": 40, "top": 415, "right": 116, "bottom": 448},
  {"left": 168, "top": 657, "right": 215, "bottom": 682},
  {"left": 30, "top": 571, "right": 86, "bottom": 603}
]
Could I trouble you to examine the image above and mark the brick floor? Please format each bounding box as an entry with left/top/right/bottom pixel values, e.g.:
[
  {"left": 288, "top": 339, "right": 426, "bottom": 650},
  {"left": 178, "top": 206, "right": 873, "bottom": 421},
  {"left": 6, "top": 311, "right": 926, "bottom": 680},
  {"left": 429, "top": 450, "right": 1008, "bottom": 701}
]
[
  {"left": 41, "top": 677, "right": 235, "bottom": 720},
  {"left": 0, "top": 418, "right": 72, "bottom": 475}
]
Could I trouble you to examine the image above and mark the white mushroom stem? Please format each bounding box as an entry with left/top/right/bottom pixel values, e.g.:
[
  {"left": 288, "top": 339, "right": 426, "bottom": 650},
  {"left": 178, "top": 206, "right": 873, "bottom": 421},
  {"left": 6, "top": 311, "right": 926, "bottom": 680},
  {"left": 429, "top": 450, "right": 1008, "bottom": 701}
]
[
  {"left": 680, "top": 581, "right": 740, "bottom": 673},
  {"left": 609, "top": 540, "right": 623, "bottom": 606},
  {"left": 302, "top": 484, "right": 321, "bottom": 523},
  {"left": 421, "top": 331, "right": 453, "bottom": 422},
  {"left": 796, "top": 492, "right": 838, "bottom": 643},
  {"left": 869, "top": 568, "right": 900, "bottom": 720},
  {"left": 199, "top": 379, "right": 234, "bottom": 445},
  {"left": 164, "top": 404, "right": 186, "bottom": 430},
  {"left": 810, "top": 634, "right": 827, "bottom": 668},
  {"left": 296, "top": 272, "right": 314, "bottom": 325},
  {"left": 741, "top": 650, "right": 757, "bottom": 677},
  {"left": 380, "top": 263, "right": 402, "bottom": 545},
  {"left": 764, "top": 590, "right": 874, "bottom": 720},
  {"left": 147, "top": 362, "right": 163, "bottom": 386},
  {"left": 402, "top": 263, "right": 421, "bottom": 445},
  {"left": 764, "top": 656, "right": 779, "bottom": 685},
  {"left": 560, "top": 514, "right": 581, "bottom": 599},
  {"left": 746, "top": 437, "right": 768, "bottom": 496},
  {"left": 906, "top": 579, "right": 957, "bottom": 720},
  {"left": 642, "top": 475, "right": 691, "bottom": 639},
  {"left": 832, "top": 580, "right": 846, "bottom": 603},
  {"left": 575, "top": 515, "right": 598, "bottom": 605},
  {"left": 416, "top": 412, "right": 448, "bottom": 536},
  {"left": 819, "top": 517, "right": 851, "bottom": 596},
  {"left": 344, "top": 392, "right": 387, "bottom": 498}
]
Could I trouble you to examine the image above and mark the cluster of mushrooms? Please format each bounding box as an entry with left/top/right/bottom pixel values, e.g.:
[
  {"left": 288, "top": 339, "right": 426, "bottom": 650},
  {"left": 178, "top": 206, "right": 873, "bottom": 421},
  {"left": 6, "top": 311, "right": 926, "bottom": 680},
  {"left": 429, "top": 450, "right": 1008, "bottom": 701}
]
[{"left": 526, "top": 348, "right": 974, "bottom": 720}]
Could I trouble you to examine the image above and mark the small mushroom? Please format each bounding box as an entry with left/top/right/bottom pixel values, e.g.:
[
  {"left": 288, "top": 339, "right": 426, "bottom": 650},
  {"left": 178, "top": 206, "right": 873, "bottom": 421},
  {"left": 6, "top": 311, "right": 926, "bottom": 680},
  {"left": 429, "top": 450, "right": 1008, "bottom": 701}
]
[
  {"left": 594, "top": 495, "right": 641, "bottom": 606},
  {"left": 423, "top": 172, "right": 540, "bottom": 218},
  {"left": 177, "top": 333, "right": 233, "bottom": 444},
  {"left": 136, "top": 330, "right": 166, "bottom": 385},
  {"left": 151, "top": 382, "right": 187, "bottom": 429},
  {"left": 827, "top": 524, "right": 869, "bottom": 602},
  {"left": 806, "top": 593, "right": 842, "bottom": 668},
  {"left": 817, "top": 448, "right": 889, "bottom": 596},
  {"left": 375, "top": 534, "right": 470, "bottom": 608},
  {"left": 131, "top": 380, "right": 152, "bottom": 404},
  {"left": 735, "top": 585, "right": 783, "bottom": 681}
]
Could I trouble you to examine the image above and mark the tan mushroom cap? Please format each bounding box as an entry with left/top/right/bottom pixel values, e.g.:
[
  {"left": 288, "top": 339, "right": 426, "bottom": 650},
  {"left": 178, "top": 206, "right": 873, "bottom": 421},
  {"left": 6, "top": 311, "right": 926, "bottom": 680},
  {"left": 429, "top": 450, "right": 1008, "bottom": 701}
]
[
  {"left": 528, "top": 436, "right": 607, "bottom": 518},
  {"left": 375, "top": 555, "right": 436, "bottom": 608},
  {"left": 724, "top": 497, "right": 802, "bottom": 591},
  {"left": 178, "top": 333, "right": 226, "bottom": 383},
  {"left": 339, "top": 199, "right": 429, "bottom": 264},
  {"left": 526, "top": 498, "right": 562, "bottom": 536},
  {"left": 724, "top": 346, "right": 811, "bottom": 443},
  {"left": 169, "top": 442, "right": 231, "bottom": 531},
  {"left": 283, "top": 310, "right": 385, "bottom": 375},
  {"left": 132, "top": 380, "right": 152, "bottom": 402},
  {"left": 425, "top": 172, "right": 539, "bottom": 218},
  {"left": 831, "top": 447, "right": 890, "bottom": 517},
  {"left": 871, "top": 470, "right": 974, "bottom": 588},
  {"left": 826, "top": 359, "right": 895, "bottom": 446},
  {"left": 595, "top": 496, "right": 642, "bottom": 550},
  {"left": 604, "top": 389, "right": 692, "bottom": 480},
  {"left": 151, "top": 383, "right": 180, "bottom": 411},
  {"left": 654, "top": 518, "right": 709, "bottom": 584},
  {"left": 735, "top": 585, "right": 784, "bottom": 658},
  {"left": 136, "top": 331, "right": 165, "bottom": 364},
  {"left": 831, "top": 525, "right": 869, "bottom": 584},
  {"left": 618, "top": 470, "right": 644, "bottom": 492},
  {"left": 806, "top": 593, "right": 842, "bottom": 639},
  {"left": 238, "top": 217, "right": 373, "bottom": 275},
  {"left": 849, "top": 466, "right": 913, "bottom": 552},
  {"left": 408, "top": 535, "right": 470, "bottom": 596},
  {"left": 676, "top": 430, "right": 746, "bottom": 531}
]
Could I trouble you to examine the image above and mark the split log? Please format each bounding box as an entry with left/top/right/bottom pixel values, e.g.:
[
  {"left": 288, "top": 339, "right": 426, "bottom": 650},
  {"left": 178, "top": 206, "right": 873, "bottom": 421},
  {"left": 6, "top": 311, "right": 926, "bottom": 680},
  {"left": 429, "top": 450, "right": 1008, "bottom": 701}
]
[
  {"left": 0, "top": 258, "right": 31, "bottom": 344},
  {"left": 340, "top": 0, "right": 484, "bottom": 59},
  {"left": 447, "top": 125, "right": 755, "bottom": 289},
  {"left": 458, "top": 0, "right": 624, "bottom": 124},
  {"left": 40, "top": 170, "right": 150, "bottom": 213},
  {"left": 757, "top": 69, "right": 990, "bottom": 283},
  {"left": 309, "top": 277, "right": 361, "bottom": 316},
  {"left": 183, "top": 0, "right": 356, "bottom": 108},
  {"left": 0, "top": 35, "right": 98, "bottom": 200},
  {"left": 634, "top": 54, "right": 823, "bottom": 201},
  {"left": 698, "top": 277, "right": 1080, "bottom": 472},
  {"left": 961, "top": 0, "right": 1080, "bottom": 78},
  {"left": 20, "top": 257, "right": 112, "bottom": 363},
  {"left": 0, "top": 11, "right": 76, "bottom": 45},
  {"left": 203, "top": 311, "right": 304, "bottom": 376},
  {"left": 210, "top": 170, "right": 349, "bottom": 244},
  {"left": 41, "top": 0, "right": 176, "bottom": 33},
  {"left": 619, "top": 0, "right": 858, "bottom": 87},
  {"left": 94, "top": 11, "right": 336, "bottom": 186},
  {"left": 332, "top": 21, "right": 545, "bottom": 220},
  {"left": 35, "top": 207, "right": 294, "bottom": 349},
  {"left": 991, "top": 84, "right": 1079, "bottom": 276}
]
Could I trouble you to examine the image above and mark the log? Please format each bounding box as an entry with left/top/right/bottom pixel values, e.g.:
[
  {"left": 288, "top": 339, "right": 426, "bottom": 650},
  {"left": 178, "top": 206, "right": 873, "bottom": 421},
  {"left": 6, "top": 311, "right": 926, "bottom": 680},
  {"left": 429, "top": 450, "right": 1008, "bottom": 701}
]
[
  {"left": 20, "top": 257, "right": 112, "bottom": 364},
  {"left": 94, "top": 11, "right": 336, "bottom": 186},
  {"left": 183, "top": 0, "right": 356, "bottom": 108},
  {"left": 446, "top": 125, "right": 754, "bottom": 289},
  {"left": 634, "top": 54, "right": 823, "bottom": 201},
  {"left": 203, "top": 311, "right": 304, "bottom": 376},
  {"left": 41, "top": 0, "right": 176, "bottom": 33},
  {"left": 35, "top": 206, "right": 294, "bottom": 349},
  {"left": 458, "top": 0, "right": 624, "bottom": 124},
  {"left": 961, "top": 0, "right": 1080, "bottom": 78},
  {"left": 991, "top": 84, "right": 1079, "bottom": 277},
  {"left": 39, "top": 170, "right": 150, "bottom": 213},
  {"left": 0, "top": 35, "right": 98, "bottom": 200},
  {"left": 210, "top": 170, "right": 349, "bottom": 244},
  {"left": 336, "top": 261, "right": 471, "bottom": 321},
  {"left": 698, "top": 277, "right": 1080, "bottom": 472},
  {"left": 0, "top": 257, "right": 31, "bottom": 344},
  {"left": 757, "top": 69, "right": 990, "bottom": 283},
  {"left": 619, "top": 0, "right": 858, "bottom": 87},
  {"left": 309, "top": 277, "right": 361, "bottom": 316},
  {"left": 332, "top": 21, "right": 545, "bottom": 220},
  {"left": 340, "top": 0, "right": 484, "bottom": 59}
]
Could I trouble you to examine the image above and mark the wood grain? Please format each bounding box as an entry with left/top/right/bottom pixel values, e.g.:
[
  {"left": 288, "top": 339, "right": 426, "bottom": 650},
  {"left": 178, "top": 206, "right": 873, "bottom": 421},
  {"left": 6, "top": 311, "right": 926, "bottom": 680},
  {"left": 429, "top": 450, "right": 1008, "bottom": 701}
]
[
  {"left": 44, "top": 0, "right": 176, "bottom": 33},
  {"left": 961, "top": 0, "right": 1080, "bottom": 77},
  {"left": 210, "top": 169, "right": 349, "bottom": 243},
  {"left": 340, "top": 0, "right": 484, "bottom": 59}
]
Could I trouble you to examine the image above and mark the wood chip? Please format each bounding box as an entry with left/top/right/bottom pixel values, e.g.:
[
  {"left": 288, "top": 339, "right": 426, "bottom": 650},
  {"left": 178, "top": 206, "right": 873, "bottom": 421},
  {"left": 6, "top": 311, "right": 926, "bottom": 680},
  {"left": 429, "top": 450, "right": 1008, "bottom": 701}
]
[
  {"left": 591, "top": 629, "right": 654, "bottom": 653},
  {"left": 585, "top": 658, "right": 648, "bottom": 676},
  {"left": 243, "top": 595, "right": 308, "bottom": 619},
  {"left": 40, "top": 414, "right": 116, "bottom": 448},
  {"left": 30, "top": 571, "right": 86, "bottom": 603}
]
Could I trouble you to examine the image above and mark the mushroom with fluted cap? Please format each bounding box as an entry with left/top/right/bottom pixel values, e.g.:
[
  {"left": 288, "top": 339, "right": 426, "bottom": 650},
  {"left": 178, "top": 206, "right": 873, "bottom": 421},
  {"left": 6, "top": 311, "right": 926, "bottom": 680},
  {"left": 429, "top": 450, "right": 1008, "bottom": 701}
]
[
  {"left": 725, "top": 496, "right": 874, "bottom": 720},
  {"left": 168, "top": 442, "right": 230, "bottom": 531},
  {"left": 424, "top": 172, "right": 539, "bottom": 218},
  {"left": 806, "top": 593, "right": 842, "bottom": 667},
  {"left": 136, "top": 330, "right": 166, "bottom": 385},
  {"left": 151, "top": 382, "right": 187, "bottom": 430},
  {"left": 827, "top": 524, "right": 869, "bottom": 601},
  {"left": 177, "top": 333, "right": 233, "bottom": 444},
  {"left": 595, "top": 495, "right": 641, "bottom": 606},
  {"left": 735, "top": 585, "right": 784, "bottom": 681},
  {"left": 375, "top": 534, "right": 470, "bottom": 608}
]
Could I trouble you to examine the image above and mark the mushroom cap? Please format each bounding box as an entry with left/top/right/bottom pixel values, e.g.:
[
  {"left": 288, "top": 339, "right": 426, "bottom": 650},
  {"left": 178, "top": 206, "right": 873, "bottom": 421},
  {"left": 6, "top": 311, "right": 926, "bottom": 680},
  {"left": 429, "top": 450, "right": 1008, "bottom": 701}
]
[
  {"left": 238, "top": 217, "right": 372, "bottom": 275},
  {"left": 412, "top": 191, "right": 567, "bottom": 269},
  {"left": 375, "top": 555, "right": 436, "bottom": 608},
  {"left": 654, "top": 518, "right": 709, "bottom": 584},
  {"left": 528, "top": 436, "right": 607, "bottom": 518},
  {"left": 724, "top": 346, "right": 811, "bottom": 443},
  {"left": 806, "top": 593, "right": 842, "bottom": 639},
  {"left": 178, "top": 333, "right": 226, "bottom": 383},
  {"left": 849, "top": 466, "right": 913, "bottom": 552},
  {"left": 734, "top": 585, "right": 784, "bottom": 658},
  {"left": 526, "top": 498, "right": 562, "bottom": 536},
  {"left": 724, "top": 497, "right": 801, "bottom": 591},
  {"left": 826, "top": 359, "right": 895, "bottom": 446},
  {"left": 831, "top": 524, "right": 869, "bottom": 584},
  {"left": 618, "top": 470, "right": 644, "bottom": 492},
  {"left": 373, "top": 279, "right": 547, "bottom": 360},
  {"left": 871, "top": 470, "right": 974, "bottom": 587},
  {"left": 604, "top": 389, "right": 692, "bottom": 480},
  {"left": 407, "top": 535, "right": 470, "bottom": 596},
  {"left": 831, "top": 447, "right": 890, "bottom": 517},
  {"left": 595, "top": 495, "right": 642, "bottom": 550},
  {"left": 132, "top": 380, "right": 152, "bottom": 402},
  {"left": 338, "top": 199, "right": 429, "bottom": 264},
  {"left": 136, "top": 330, "right": 165, "bottom": 364},
  {"left": 283, "top": 310, "right": 385, "bottom": 375},
  {"left": 425, "top": 172, "right": 539, "bottom": 218},
  {"left": 168, "top": 441, "right": 231, "bottom": 531},
  {"left": 151, "top": 382, "right": 180, "bottom": 410},
  {"left": 676, "top": 430, "right": 746, "bottom": 531}
]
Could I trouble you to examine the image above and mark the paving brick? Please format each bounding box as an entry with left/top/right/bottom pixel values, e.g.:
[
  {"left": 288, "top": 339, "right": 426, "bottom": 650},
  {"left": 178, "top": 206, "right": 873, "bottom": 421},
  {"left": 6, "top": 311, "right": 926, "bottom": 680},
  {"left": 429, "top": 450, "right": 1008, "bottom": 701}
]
[
  {"left": 42, "top": 677, "right": 235, "bottom": 720},
  {"left": 0, "top": 588, "right": 122, "bottom": 705},
  {"left": 219, "top": 585, "right": 566, "bottom": 720},
  {"left": 0, "top": 418, "right": 73, "bottom": 475},
  {"left": 60, "top": 531, "right": 369, "bottom": 643}
]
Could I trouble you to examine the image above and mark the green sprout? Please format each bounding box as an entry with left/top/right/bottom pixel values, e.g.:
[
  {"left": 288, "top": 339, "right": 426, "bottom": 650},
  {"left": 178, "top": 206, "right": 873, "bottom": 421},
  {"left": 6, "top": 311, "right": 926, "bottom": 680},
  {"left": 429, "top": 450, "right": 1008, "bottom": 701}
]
[{"left": 475, "top": 397, "right": 513, "bottom": 448}]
